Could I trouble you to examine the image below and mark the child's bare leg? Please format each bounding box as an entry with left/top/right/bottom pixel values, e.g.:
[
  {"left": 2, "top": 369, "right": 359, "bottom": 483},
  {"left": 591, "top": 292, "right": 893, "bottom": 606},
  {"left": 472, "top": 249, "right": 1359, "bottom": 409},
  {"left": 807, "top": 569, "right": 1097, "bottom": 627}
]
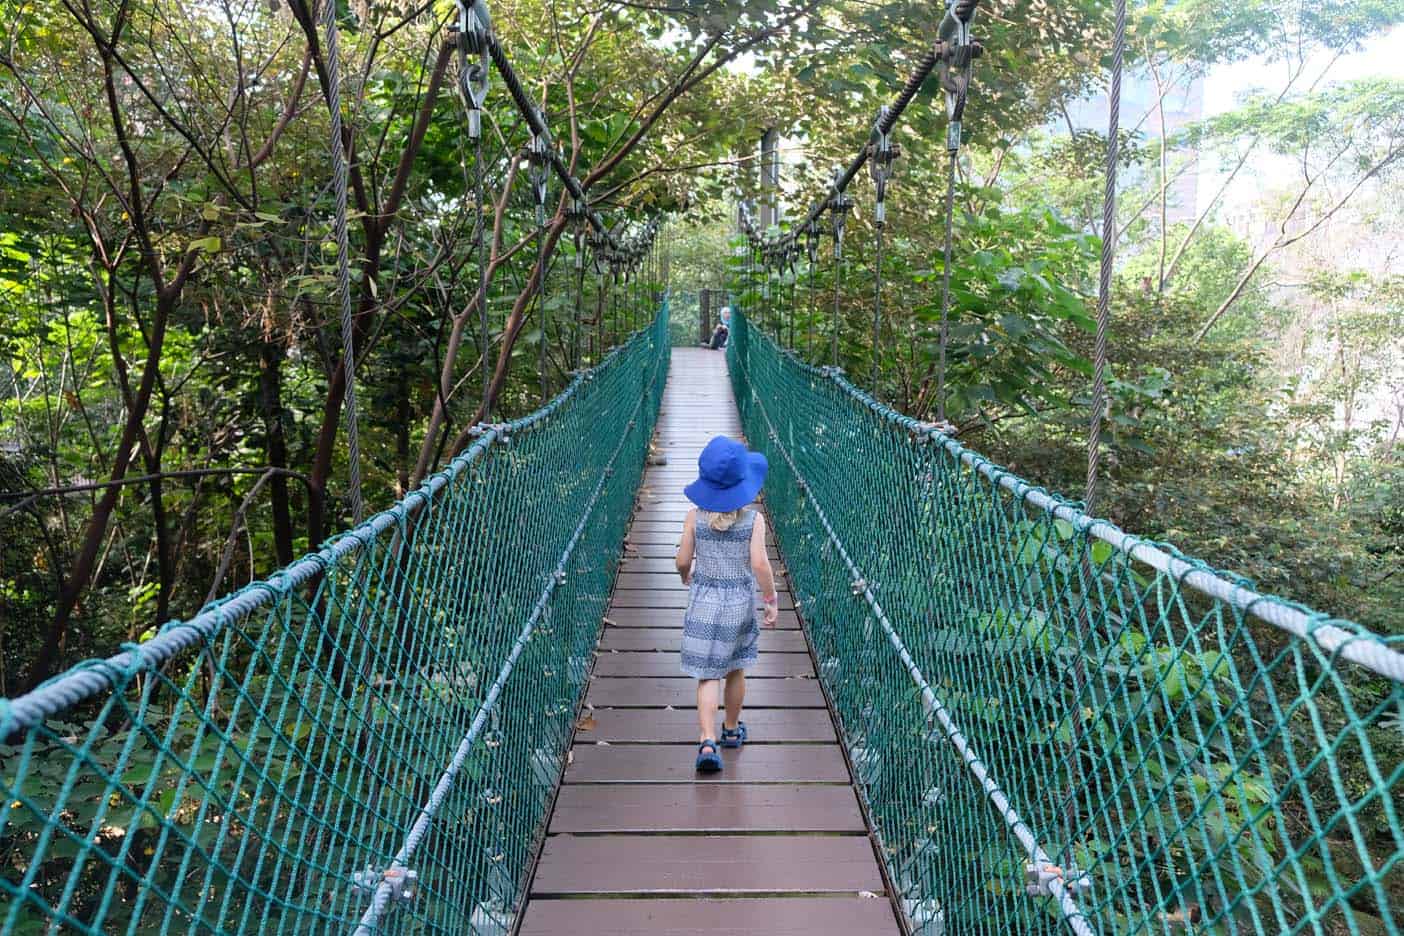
[
  {"left": 696, "top": 679, "right": 720, "bottom": 743},
  {"left": 723, "top": 669, "right": 745, "bottom": 730}
]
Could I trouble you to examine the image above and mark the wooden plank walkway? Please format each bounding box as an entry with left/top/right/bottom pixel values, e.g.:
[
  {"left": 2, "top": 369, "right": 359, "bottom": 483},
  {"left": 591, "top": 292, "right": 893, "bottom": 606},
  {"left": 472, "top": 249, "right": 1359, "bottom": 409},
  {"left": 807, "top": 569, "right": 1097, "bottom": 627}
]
[{"left": 519, "top": 347, "right": 900, "bottom": 935}]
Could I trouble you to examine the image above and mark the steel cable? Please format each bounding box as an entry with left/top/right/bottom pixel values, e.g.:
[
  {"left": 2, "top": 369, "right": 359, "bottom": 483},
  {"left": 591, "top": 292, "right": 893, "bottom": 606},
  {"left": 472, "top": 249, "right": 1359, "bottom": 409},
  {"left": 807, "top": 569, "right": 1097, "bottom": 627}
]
[{"left": 321, "top": 0, "right": 365, "bottom": 523}]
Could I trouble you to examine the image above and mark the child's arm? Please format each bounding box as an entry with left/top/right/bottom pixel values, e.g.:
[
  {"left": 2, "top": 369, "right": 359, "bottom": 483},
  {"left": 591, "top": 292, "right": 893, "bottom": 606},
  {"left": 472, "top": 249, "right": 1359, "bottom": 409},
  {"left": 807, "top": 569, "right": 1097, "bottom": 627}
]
[
  {"left": 749, "top": 513, "right": 778, "bottom": 626},
  {"left": 675, "top": 508, "right": 697, "bottom": 585}
]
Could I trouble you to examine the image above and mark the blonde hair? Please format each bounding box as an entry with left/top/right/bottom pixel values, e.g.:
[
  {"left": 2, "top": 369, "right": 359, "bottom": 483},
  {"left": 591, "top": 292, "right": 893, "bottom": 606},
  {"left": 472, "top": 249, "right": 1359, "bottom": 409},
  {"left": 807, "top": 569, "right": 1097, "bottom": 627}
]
[{"left": 704, "top": 508, "right": 745, "bottom": 531}]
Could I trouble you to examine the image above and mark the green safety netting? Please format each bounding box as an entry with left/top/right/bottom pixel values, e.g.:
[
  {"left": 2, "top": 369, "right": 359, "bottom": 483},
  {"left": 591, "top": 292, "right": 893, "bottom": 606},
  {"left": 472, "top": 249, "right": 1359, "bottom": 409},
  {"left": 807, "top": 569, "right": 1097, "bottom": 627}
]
[
  {"left": 727, "top": 309, "right": 1402, "bottom": 935},
  {"left": 0, "top": 306, "right": 670, "bottom": 935}
]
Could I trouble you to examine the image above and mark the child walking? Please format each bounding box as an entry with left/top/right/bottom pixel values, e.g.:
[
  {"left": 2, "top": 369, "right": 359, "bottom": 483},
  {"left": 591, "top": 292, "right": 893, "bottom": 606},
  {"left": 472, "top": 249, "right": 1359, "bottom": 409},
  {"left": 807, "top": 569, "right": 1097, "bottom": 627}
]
[{"left": 673, "top": 436, "right": 779, "bottom": 773}]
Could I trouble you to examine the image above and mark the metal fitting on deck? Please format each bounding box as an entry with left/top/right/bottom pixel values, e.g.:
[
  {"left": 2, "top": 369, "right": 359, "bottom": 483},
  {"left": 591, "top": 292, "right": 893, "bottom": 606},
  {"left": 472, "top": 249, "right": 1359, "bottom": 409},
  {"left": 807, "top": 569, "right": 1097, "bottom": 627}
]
[
  {"left": 352, "top": 866, "right": 419, "bottom": 903},
  {"left": 827, "top": 168, "right": 854, "bottom": 259},
  {"left": 470, "top": 422, "right": 513, "bottom": 444},
  {"left": 1025, "top": 862, "right": 1091, "bottom": 897},
  {"left": 527, "top": 131, "right": 551, "bottom": 224},
  {"left": 452, "top": 0, "right": 491, "bottom": 138},
  {"left": 868, "top": 107, "right": 901, "bottom": 227},
  {"left": 913, "top": 419, "right": 957, "bottom": 439}
]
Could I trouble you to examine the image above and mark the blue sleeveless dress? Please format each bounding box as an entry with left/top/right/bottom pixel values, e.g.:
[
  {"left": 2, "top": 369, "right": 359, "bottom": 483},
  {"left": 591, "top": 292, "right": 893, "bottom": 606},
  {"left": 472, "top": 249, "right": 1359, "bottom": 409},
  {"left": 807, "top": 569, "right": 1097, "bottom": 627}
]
[{"left": 680, "top": 509, "right": 761, "bottom": 679}]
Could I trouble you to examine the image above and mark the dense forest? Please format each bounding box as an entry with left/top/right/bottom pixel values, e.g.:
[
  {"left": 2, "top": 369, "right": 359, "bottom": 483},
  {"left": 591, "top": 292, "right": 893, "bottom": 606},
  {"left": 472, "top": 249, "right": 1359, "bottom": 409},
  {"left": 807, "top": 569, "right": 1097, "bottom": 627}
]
[
  {"left": 1, "top": 0, "right": 1401, "bottom": 931},
  {"left": 1, "top": 0, "right": 1398, "bottom": 688},
  {"left": 2, "top": 0, "right": 1398, "bottom": 699}
]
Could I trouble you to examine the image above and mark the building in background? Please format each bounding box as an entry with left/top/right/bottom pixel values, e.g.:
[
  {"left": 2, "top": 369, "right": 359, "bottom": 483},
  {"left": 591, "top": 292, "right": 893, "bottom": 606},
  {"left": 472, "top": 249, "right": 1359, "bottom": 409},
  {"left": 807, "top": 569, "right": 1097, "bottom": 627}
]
[{"left": 1065, "top": 69, "right": 1205, "bottom": 224}]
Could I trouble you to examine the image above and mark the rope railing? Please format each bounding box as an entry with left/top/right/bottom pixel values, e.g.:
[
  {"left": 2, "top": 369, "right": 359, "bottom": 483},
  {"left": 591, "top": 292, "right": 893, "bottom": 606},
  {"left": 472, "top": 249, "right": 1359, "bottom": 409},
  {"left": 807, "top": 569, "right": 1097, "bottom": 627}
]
[
  {"left": 0, "top": 306, "right": 671, "bottom": 935},
  {"left": 726, "top": 309, "right": 1403, "bottom": 934},
  {"left": 450, "top": 0, "right": 663, "bottom": 414}
]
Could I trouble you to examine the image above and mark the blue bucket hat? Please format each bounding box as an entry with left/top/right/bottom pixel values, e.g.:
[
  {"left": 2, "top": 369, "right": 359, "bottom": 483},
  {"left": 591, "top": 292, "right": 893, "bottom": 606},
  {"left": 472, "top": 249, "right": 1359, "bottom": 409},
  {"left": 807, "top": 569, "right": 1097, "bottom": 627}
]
[{"left": 684, "top": 436, "right": 768, "bottom": 513}]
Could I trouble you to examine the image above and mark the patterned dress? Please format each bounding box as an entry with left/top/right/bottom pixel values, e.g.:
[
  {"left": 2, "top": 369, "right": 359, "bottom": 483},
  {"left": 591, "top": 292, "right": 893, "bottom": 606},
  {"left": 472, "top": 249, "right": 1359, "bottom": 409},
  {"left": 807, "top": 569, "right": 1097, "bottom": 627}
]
[{"left": 680, "top": 509, "right": 761, "bottom": 679}]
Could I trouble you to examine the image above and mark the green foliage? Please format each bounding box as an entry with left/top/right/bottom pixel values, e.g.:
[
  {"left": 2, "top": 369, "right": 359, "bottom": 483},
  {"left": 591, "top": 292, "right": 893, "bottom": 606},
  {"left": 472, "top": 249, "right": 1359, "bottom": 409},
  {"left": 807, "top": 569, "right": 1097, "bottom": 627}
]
[
  {"left": 731, "top": 310, "right": 1404, "bottom": 934},
  {"left": 0, "top": 311, "right": 670, "bottom": 934}
]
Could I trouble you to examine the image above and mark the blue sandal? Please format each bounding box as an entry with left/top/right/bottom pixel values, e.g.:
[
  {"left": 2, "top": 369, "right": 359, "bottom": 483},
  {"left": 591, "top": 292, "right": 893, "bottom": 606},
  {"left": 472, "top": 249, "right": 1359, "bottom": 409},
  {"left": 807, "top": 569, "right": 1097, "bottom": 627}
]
[
  {"left": 695, "top": 740, "right": 723, "bottom": 773},
  {"left": 720, "top": 721, "right": 748, "bottom": 749}
]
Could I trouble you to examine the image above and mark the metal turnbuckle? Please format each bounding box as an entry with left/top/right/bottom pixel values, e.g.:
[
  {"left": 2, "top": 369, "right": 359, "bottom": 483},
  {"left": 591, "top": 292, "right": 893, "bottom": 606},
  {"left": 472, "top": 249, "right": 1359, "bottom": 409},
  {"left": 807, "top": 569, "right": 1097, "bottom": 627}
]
[
  {"left": 352, "top": 866, "right": 419, "bottom": 903},
  {"left": 453, "top": 0, "right": 491, "bottom": 138},
  {"left": 1025, "top": 862, "right": 1091, "bottom": 898}
]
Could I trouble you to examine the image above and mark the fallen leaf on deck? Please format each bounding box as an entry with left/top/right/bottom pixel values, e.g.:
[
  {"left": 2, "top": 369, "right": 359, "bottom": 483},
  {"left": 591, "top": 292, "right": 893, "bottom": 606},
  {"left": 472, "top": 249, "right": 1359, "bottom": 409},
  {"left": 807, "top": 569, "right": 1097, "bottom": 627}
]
[{"left": 576, "top": 714, "right": 598, "bottom": 731}]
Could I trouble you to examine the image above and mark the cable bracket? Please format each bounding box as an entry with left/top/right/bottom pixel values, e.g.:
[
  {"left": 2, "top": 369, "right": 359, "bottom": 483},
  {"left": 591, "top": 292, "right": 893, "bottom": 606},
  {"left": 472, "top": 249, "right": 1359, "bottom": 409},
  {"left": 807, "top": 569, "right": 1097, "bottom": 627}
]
[
  {"left": 1025, "top": 862, "right": 1091, "bottom": 898},
  {"left": 528, "top": 132, "right": 551, "bottom": 224},
  {"left": 936, "top": 2, "right": 983, "bottom": 155},
  {"left": 452, "top": 0, "right": 491, "bottom": 138},
  {"left": 351, "top": 866, "right": 419, "bottom": 903},
  {"left": 827, "top": 167, "right": 854, "bottom": 259},
  {"left": 868, "top": 106, "right": 902, "bottom": 226}
]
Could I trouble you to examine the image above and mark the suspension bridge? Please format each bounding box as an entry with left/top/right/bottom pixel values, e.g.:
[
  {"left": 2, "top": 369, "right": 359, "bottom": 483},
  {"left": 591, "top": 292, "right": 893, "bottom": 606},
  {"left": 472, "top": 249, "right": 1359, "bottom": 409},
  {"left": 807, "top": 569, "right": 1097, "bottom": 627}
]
[{"left": 2, "top": 0, "right": 1402, "bottom": 931}]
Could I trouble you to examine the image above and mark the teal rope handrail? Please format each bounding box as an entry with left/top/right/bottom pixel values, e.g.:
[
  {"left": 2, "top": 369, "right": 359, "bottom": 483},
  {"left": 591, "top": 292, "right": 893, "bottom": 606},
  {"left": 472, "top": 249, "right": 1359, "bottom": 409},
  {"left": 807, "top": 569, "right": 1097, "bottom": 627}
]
[
  {"left": 1, "top": 304, "right": 671, "bottom": 936},
  {"left": 726, "top": 307, "right": 1402, "bottom": 934}
]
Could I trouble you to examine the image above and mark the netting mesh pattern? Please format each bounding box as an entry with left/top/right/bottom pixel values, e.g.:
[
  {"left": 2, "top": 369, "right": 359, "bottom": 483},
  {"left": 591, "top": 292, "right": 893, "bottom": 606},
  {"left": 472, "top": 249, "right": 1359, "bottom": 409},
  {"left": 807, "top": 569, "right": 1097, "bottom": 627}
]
[
  {"left": 727, "top": 311, "right": 1402, "bottom": 935},
  {"left": 1, "top": 308, "right": 670, "bottom": 935}
]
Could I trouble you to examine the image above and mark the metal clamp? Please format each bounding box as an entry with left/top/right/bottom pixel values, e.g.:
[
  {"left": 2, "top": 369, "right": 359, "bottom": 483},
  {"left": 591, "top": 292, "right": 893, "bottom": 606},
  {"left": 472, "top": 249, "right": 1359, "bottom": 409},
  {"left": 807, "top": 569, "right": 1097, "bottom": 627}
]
[
  {"left": 914, "top": 419, "right": 957, "bottom": 438},
  {"left": 567, "top": 196, "right": 589, "bottom": 269},
  {"left": 588, "top": 230, "right": 609, "bottom": 276},
  {"left": 469, "top": 422, "right": 512, "bottom": 444},
  {"left": 869, "top": 106, "right": 901, "bottom": 227},
  {"left": 1025, "top": 862, "right": 1091, "bottom": 898},
  {"left": 352, "top": 866, "right": 419, "bottom": 902},
  {"left": 827, "top": 167, "right": 854, "bottom": 259},
  {"left": 937, "top": 0, "right": 983, "bottom": 154},
  {"left": 527, "top": 132, "right": 551, "bottom": 224},
  {"left": 453, "top": 0, "right": 491, "bottom": 138},
  {"left": 566, "top": 194, "right": 589, "bottom": 229}
]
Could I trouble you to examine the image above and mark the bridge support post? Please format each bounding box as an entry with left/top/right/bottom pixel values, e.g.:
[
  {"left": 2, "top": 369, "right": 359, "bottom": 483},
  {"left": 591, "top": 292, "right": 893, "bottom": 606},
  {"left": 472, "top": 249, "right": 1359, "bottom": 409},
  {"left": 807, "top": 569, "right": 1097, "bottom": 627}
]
[{"left": 700, "top": 288, "right": 712, "bottom": 345}]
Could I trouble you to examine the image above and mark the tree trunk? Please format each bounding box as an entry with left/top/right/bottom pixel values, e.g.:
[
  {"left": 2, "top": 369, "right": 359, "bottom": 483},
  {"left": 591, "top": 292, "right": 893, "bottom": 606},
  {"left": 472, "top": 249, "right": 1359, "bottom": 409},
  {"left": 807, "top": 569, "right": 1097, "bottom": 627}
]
[
  {"left": 27, "top": 298, "right": 171, "bottom": 691},
  {"left": 259, "top": 336, "right": 296, "bottom": 566}
]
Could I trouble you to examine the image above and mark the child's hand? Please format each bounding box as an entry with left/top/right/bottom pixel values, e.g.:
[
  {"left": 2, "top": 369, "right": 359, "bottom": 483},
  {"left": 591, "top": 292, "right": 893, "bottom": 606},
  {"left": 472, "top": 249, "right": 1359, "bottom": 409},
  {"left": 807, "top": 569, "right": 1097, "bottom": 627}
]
[
  {"left": 762, "top": 599, "right": 778, "bottom": 627},
  {"left": 680, "top": 566, "right": 692, "bottom": 586}
]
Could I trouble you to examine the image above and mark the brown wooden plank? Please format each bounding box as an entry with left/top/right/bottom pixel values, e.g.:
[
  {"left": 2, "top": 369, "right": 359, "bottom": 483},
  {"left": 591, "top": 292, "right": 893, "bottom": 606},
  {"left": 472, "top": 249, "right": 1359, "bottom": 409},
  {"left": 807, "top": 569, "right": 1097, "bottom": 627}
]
[
  {"left": 611, "top": 591, "right": 795, "bottom": 610},
  {"left": 601, "top": 627, "right": 807, "bottom": 652},
  {"left": 604, "top": 607, "right": 800, "bottom": 629},
  {"left": 621, "top": 557, "right": 793, "bottom": 578},
  {"left": 615, "top": 572, "right": 789, "bottom": 592},
  {"left": 566, "top": 743, "right": 850, "bottom": 783},
  {"left": 530, "top": 835, "right": 881, "bottom": 895},
  {"left": 548, "top": 783, "right": 864, "bottom": 833},
  {"left": 584, "top": 676, "right": 823, "bottom": 708},
  {"left": 626, "top": 529, "right": 686, "bottom": 544},
  {"left": 518, "top": 898, "right": 900, "bottom": 936},
  {"left": 593, "top": 652, "right": 814, "bottom": 678},
  {"left": 619, "top": 556, "right": 698, "bottom": 573},
  {"left": 577, "top": 707, "right": 837, "bottom": 743},
  {"left": 620, "top": 566, "right": 702, "bottom": 580},
  {"left": 518, "top": 349, "right": 896, "bottom": 930},
  {"left": 633, "top": 513, "right": 778, "bottom": 532},
  {"left": 625, "top": 543, "right": 779, "bottom": 559}
]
